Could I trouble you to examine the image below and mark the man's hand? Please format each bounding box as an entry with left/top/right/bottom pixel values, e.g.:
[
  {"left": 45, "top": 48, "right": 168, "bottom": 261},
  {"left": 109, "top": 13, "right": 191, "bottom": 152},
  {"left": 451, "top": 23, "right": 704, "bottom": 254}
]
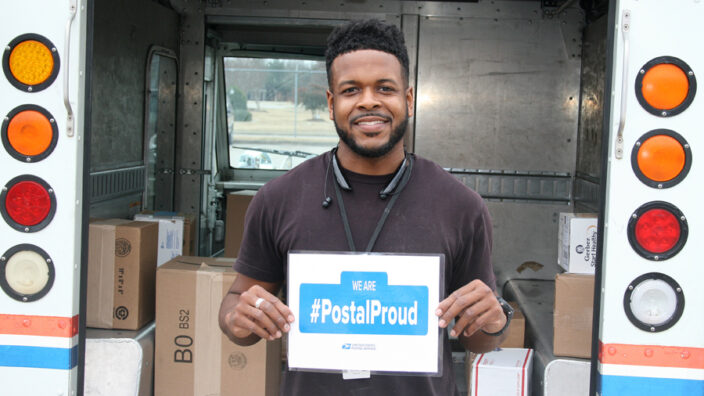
[
  {"left": 219, "top": 274, "right": 295, "bottom": 345},
  {"left": 435, "top": 279, "right": 506, "bottom": 339}
]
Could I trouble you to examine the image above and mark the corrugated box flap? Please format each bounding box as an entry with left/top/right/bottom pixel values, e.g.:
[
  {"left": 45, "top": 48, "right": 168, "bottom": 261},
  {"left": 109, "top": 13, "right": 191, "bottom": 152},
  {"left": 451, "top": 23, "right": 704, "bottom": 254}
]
[
  {"left": 172, "top": 255, "right": 237, "bottom": 268},
  {"left": 87, "top": 221, "right": 121, "bottom": 328}
]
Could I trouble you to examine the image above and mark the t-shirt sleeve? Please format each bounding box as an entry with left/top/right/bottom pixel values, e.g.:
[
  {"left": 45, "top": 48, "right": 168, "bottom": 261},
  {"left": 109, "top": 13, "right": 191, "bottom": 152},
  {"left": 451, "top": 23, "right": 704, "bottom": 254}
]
[
  {"left": 232, "top": 187, "right": 285, "bottom": 283},
  {"left": 450, "top": 198, "right": 496, "bottom": 293}
]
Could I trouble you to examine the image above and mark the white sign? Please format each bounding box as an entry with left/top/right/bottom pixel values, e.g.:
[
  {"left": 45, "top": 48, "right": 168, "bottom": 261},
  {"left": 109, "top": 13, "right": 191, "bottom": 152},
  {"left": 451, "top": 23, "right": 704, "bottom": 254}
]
[{"left": 287, "top": 251, "right": 443, "bottom": 374}]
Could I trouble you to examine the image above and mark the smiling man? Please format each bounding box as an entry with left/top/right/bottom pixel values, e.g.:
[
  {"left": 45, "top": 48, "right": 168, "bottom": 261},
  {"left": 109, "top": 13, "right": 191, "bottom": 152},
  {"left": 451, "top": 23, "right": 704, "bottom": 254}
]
[
  {"left": 219, "top": 19, "right": 511, "bottom": 395},
  {"left": 328, "top": 48, "right": 411, "bottom": 165}
]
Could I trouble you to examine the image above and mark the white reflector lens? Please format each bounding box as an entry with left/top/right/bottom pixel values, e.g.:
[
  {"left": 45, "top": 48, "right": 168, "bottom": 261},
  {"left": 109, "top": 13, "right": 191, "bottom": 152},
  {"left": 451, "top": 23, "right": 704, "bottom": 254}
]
[
  {"left": 5, "top": 249, "right": 50, "bottom": 295},
  {"left": 629, "top": 279, "right": 677, "bottom": 326}
]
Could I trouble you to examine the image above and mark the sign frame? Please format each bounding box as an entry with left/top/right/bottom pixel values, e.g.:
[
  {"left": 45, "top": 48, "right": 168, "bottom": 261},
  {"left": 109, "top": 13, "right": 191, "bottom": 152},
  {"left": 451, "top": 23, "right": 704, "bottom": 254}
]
[{"left": 287, "top": 250, "right": 445, "bottom": 376}]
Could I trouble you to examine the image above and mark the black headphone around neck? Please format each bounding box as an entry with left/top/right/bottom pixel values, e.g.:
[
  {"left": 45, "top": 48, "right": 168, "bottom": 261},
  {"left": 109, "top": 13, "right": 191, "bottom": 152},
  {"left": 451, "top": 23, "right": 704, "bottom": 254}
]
[{"left": 322, "top": 148, "right": 412, "bottom": 208}]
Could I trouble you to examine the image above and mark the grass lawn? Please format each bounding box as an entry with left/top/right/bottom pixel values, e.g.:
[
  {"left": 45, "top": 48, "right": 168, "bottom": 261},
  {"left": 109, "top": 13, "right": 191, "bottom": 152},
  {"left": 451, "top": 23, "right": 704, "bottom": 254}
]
[{"left": 233, "top": 100, "right": 336, "bottom": 138}]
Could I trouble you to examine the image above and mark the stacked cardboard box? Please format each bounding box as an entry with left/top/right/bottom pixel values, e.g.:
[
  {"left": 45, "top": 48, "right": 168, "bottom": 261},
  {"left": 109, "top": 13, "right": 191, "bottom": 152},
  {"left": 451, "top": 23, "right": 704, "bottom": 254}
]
[
  {"left": 224, "top": 190, "right": 257, "bottom": 258},
  {"left": 553, "top": 273, "right": 594, "bottom": 358},
  {"left": 557, "top": 213, "right": 597, "bottom": 274},
  {"left": 465, "top": 302, "right": 525, "bottom": 392},
  {"left": 500, "top": 301, "right": 525, "bottom": 349},
  {"left": 553, "top": 213, "right": 597, "bottom": 358},
  {"left": 470, "top": 348, "right": 533, "bottom": 396},
  {"left": 87, "top": 219, "right": 158, "bottom": 330},
  {"left": 155, "top": 256, "right": 281, "bottom": 396},
  {"left": 134, "top": 211, "right": 196, "bottom": 266}
]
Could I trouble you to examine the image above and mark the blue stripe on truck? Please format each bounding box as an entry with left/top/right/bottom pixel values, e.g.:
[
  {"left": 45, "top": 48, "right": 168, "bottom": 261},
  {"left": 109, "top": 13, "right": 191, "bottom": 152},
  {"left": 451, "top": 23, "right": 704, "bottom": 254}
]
[
  {"left": 599, "top": 374, "right": 704, "bottom": 395},
  {"left": 0, "top": 345, "right": 78, "bottom": 370}
]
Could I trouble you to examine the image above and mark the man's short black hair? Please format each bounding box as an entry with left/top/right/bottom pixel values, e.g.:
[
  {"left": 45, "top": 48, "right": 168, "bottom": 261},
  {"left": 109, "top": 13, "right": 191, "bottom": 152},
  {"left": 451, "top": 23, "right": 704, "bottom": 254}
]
[{"left": 325, "top": 19, "right": 409, "bottom": 87}]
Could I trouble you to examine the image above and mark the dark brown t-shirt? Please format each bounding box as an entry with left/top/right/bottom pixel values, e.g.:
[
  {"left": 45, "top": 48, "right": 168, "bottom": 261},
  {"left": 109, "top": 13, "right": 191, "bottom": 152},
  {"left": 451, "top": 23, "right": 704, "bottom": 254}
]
[{"left": 234, "top": 150, "right": 495, "bottom": 396}]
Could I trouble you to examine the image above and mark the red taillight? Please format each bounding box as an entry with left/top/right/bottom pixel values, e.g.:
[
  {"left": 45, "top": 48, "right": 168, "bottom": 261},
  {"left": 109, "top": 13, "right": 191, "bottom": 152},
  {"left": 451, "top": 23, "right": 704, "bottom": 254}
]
[
  {"left": 628, "top": 202, "right": 687, "bottom": 260},
  {"left": 634, "top": 208, "right": 680, "bottom": 253},
  {"left": 6, "top": 181, "right": 50, "bottom": 225},
  {"left": 1, "top": 175, "right": 55, "bottom": 232}
]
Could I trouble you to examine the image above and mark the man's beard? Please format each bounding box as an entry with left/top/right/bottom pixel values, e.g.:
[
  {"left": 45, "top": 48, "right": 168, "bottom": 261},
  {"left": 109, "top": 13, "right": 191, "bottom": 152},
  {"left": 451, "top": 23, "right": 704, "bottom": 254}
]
[{"left": 333, "top": 112, "right": 409, "bottom": 158}]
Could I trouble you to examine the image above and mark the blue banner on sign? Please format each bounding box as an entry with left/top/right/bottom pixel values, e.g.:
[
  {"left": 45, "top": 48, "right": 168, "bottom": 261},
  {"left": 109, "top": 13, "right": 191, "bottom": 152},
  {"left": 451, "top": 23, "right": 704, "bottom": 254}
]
[{"left": 299, "top": 271, "right": 428, "bottom": 335}]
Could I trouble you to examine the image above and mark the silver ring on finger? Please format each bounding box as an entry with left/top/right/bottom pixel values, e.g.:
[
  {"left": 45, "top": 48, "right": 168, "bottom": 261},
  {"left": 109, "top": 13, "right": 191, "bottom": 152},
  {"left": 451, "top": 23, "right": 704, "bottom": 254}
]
[{"left": 255, "top": 297, "right": 265, "bottom": 310}]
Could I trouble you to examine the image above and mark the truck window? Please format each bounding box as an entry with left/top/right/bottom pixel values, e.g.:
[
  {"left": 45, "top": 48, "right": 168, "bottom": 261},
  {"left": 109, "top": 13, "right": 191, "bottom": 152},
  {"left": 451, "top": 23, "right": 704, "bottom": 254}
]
[{"left": 223, "top": 57, "right": 336, "bottom": 171}]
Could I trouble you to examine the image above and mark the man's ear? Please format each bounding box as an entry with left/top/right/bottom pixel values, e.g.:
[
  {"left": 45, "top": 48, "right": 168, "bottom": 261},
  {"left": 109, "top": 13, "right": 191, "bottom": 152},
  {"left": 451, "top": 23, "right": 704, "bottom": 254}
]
[
  {"left": 327, "top": 89, "right": 334, "bottom": 120},
  {"left": 406, "top": 85, "right": 414, "bottom": 118}
]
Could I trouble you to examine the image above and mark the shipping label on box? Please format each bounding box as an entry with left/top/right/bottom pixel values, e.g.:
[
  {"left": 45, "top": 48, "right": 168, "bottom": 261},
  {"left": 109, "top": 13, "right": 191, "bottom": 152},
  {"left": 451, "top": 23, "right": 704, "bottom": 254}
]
[
  {"left": 558, "top": 213, "right": 598, "bottom": 274},
  {"left": 553, "top": 273, "right": 594, "bottom": 358},
  {"left": 87, "top": 219, "right": 158, "bottom": 330},
  {"left": 155, "top": 257, "right": 280, "bottom": 396},
  {"left": 470, "top": 348, "right": 533, "bottom": 396}
]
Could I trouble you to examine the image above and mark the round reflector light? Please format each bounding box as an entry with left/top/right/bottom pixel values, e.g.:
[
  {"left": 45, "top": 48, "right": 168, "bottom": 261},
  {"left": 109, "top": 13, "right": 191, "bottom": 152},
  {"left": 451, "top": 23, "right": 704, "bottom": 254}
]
[
  {"left": 631, "top": 129, "right": 691, "bottom": 188},
  {"left": 624, "top": 273, "right": 684, "bottom": 332},
  {"left": 1, "top": 244, "right": 54, "bottom": 302},
  {"left": 2, "top": 105, "right": 58, "bottom": 162},
  {"left": 1, "top": 175, "right": 56, "bottom": 232},
  {"left": 636, "top": 56, "right": 696, "bottom": 117},
  {"left": 628, "top": 201, "right": 687, "bottom": 260},
  {"left": 636, "top": 209, "right": 679, "bottom": 252},
  {"left": 2, "top": 34, "right": 60, "bottom": 92},
  {"left": 642, "top": 64, "right": 688, "bottom": 109}
]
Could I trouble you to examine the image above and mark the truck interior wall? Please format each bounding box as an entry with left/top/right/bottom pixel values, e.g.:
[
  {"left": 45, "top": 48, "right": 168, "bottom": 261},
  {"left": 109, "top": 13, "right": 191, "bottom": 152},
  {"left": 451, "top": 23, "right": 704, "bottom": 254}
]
[
  {"left": 410, "top": 4, "right": 585, "bottom": 286},
  {"left": 206, "top": 1, "right": 591, "bottom": 275},
  {"left": 88, "top": 0, "right": 179, "bottom": 219},
  {"left": 173, "top": 4, "right": 206, "bottom": 250},
  {"left": 574, "top": 15, "right": 607, "bottom": 214},
  {"left": 82, "top": 1, "right": 599, "bottom": 272}
]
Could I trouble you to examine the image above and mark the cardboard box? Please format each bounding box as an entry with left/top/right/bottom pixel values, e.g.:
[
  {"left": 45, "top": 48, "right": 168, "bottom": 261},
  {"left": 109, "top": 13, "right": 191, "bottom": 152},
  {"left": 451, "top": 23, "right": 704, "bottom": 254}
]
[
  {"left": 87, "top": 219, "right": 158, "bottom": 330},
  {"left": 155, "top": 256, "right": 280, "bottom": 396},
  {"left": 134, "top": 212, "right": 196, "bottom": 266},
  {"left": 500, "top": 302, "right": 525, "bottom": 349},
  {"left": 558, "top": 213, "right": 598, "bottom": 274},
  {"left": 553, "top": 273, "right": 594, "bottom": 358},
  {"left": 225, "top": 190, "right": 257, "bottom": 258},
  {"left": 470, "top": 348, "right": 533, "bottom": 396}
]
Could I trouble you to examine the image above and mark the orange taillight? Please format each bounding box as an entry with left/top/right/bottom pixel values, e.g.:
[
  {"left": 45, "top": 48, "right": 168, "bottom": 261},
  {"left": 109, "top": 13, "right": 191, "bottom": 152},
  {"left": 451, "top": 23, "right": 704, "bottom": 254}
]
[
  {"left": 2, "top": 105, "right": 57, "bottom": 162},
  {"left": 641, "top": 64, "right": 689, "bottom": 110},
  {"left": 636, "top": 57, "right": 696, "bottom": 117}
]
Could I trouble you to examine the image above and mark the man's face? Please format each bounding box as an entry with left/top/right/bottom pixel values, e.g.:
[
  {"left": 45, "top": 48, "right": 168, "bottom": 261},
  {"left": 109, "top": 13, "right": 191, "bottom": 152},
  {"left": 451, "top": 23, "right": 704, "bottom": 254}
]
[{"left": 327, "top": 49, "right": 414, "bottom": 158}]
